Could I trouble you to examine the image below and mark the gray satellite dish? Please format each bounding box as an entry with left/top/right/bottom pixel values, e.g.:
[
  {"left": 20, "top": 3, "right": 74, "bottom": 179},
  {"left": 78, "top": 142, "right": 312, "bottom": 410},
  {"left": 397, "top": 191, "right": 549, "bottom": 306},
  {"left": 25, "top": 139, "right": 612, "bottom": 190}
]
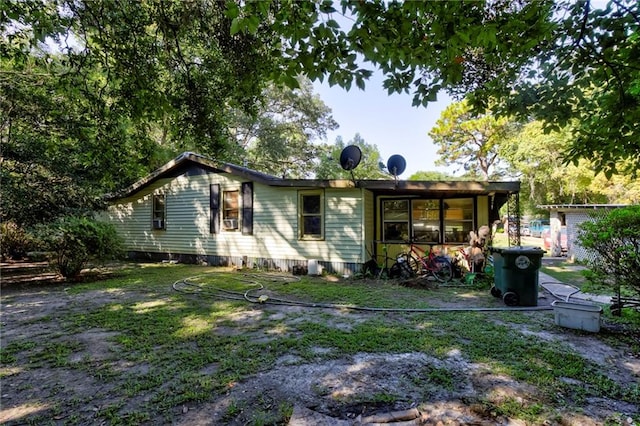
[
  {"left": 339, "top": 145, "right": 362, "bottom": 171},
  {"left": 387, "top": 154, "right": 406, "bottom": 176}
]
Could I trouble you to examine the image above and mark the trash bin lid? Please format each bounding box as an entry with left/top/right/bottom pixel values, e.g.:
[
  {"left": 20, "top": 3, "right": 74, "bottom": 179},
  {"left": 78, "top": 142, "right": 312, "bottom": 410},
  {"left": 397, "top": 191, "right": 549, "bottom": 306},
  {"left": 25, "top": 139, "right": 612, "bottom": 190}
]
[
  {"left": 488, "top": 246, "right": 507, "bottom": 254},
  {"left": 500, "top": 246, "right": 545, "bottom": 255}
]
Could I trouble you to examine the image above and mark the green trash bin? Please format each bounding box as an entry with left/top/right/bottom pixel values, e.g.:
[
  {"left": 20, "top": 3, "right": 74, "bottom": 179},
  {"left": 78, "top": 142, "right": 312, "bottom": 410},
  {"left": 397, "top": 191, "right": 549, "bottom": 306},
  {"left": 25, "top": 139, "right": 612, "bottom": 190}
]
[
  {"left": 488, "top": 247, "right": 506, "bottom": 298},
  {"left": 499, "top": 246, "right": 545, "bottom": 306}
]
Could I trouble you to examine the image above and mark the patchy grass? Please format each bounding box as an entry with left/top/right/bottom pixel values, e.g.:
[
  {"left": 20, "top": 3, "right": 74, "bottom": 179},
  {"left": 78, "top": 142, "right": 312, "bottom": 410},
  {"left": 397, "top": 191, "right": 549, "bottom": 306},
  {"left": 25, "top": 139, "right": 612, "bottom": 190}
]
[
  {"left": 540, "top": 262, "right": 588, "bottom": 288},
  {"left": 1, "top": 263, "right": 638, "bottom": 425}
]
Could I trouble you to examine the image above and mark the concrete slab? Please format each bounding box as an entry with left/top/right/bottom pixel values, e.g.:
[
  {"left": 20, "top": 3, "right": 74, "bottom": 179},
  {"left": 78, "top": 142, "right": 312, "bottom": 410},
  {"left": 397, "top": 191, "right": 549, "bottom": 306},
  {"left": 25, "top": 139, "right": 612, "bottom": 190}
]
[{"left": 539, "top": 271, "right": 611, "bottom": 305}]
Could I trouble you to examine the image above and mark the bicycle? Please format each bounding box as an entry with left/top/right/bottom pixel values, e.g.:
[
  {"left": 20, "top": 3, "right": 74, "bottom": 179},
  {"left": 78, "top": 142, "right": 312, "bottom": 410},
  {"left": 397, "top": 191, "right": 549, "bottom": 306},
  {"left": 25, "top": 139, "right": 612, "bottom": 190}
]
[
  {"left": 400, "top": 241, "right": 453, "bottom": 282},
  {"left": 363, "top": 241, "right": 414, "bottom": 280}
]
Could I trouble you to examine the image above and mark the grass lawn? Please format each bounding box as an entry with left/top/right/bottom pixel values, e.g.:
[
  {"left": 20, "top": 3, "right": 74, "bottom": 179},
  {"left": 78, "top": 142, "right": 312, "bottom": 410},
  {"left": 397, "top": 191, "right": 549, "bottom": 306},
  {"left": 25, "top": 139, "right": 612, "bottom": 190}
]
[
  {"left": 1, "top": 262, "right": 639, "bottom": 425},
  {"left": 540, "top": 262, "right": 588, "bottom": 286}
]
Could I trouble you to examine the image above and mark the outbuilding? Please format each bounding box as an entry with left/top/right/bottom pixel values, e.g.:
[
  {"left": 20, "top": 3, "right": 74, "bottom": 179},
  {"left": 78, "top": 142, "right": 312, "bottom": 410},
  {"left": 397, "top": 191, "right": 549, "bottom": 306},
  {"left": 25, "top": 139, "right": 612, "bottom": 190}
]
[{"left": 538, "top": 204, "right": 630, "bottom": 261}]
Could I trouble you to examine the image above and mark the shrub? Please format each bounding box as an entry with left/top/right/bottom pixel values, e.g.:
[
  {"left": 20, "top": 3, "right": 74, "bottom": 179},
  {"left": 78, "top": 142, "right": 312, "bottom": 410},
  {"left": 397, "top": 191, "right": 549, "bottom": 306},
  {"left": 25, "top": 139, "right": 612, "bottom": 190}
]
[
  {"left": 577, "top": 206, "right": 640, "bottom": 310},
  {"left": 36, "top": 216, "right": 124, "bottom": 280},
  {"left": 0, "top": 221, "right": 33, "bottom": 260}
]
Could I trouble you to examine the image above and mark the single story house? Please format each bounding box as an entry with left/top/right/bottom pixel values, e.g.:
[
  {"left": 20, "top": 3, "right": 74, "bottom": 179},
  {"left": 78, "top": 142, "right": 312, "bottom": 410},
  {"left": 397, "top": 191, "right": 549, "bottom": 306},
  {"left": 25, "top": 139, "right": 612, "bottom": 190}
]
[
  {"left": 538, "top": 204, "right": 630, "bottom": 261},
  {"left": 101, "top": 152, "right": 520, "bottom": 275}
]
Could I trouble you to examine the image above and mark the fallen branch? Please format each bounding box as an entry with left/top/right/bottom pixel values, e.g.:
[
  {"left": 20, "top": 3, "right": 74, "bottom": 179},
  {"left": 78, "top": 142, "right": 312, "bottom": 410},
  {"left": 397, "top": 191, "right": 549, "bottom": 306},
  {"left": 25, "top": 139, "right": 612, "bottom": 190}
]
[{"left": 359, "top": 408, "right": 421, "bottom": 424}]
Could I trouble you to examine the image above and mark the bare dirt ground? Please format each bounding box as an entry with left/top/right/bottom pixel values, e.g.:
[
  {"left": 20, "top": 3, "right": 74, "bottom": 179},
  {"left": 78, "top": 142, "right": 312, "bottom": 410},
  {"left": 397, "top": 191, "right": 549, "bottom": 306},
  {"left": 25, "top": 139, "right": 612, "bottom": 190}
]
[{"left": 1, "top": 263, "right": 639, "bottom": 426}]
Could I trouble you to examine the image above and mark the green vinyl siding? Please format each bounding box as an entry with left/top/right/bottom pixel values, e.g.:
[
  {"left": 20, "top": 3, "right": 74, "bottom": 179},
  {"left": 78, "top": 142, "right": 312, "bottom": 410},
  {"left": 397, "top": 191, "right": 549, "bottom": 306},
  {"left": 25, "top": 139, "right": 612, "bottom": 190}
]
[
  {"left": 254, "top": 187, "right": 363, "bottom": 263},
  {"left": 105, "top": 173, "right": 366, "bottom": 265},
  {"left": 323, "top": 189, "right": 362, "bottom": 263}
]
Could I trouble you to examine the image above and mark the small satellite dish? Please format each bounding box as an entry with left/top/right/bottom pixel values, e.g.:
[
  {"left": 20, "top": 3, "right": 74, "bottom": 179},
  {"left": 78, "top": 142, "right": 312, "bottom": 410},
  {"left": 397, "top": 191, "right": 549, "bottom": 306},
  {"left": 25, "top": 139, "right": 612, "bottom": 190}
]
[
  {"left": 339, "top": 145, "right": 362, "bottom": 171},
  {"left": 387, "top": 155, "right": 406, "bottom": 176}
]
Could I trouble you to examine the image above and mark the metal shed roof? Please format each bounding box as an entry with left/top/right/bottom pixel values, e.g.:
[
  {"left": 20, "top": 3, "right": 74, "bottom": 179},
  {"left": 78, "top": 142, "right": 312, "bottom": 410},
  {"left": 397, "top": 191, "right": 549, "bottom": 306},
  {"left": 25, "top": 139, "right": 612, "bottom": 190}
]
[{"left": 538, "top": 204, "right": 630, "bottom": 210}]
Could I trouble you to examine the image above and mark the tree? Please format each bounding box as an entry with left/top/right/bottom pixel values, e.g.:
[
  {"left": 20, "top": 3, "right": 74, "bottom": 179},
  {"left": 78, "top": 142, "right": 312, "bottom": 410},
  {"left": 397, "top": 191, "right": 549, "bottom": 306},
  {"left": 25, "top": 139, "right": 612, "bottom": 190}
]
[
  {"left": 501, "top": 122, "right": 592, "bottom": 210},
  {"left": 577, "top": 206, "right": 640, "bottom": 314},
  {"left": 0, "top": 2, "right": 325, "bottom": 223},
  {"left": 314, "top": 134, "right": 390, "bottom": 180},
  {"left": 429, "top": 101, "right": 514, "bottom": 180},
  {"left": 408, "top": 171, "right": 459, "bottom": 181},
  {"left": 229, "top": 78, "right": 338, "bottom": 178},
  {"left": 588, "top": 168, "right": 640, "bottom": 204},
  {"left": 1, "top": 0, "right": 282, "bottom": 165},
  {"left": 0, "top": 56, "right": 167, "bottom": 227},
  {"left": 1, "top": 14, "right": 338, "bottom": 225},
  {"left": 498, "top": 2, "right": 640, "bottom": 178},
  {"left": 5, "top": 0, "right": 638, "bottom": 227},
  {"left": 231, "top": 0, "right": 640, "bottom": 176},
  {"left": 501, "top": 121, "right": 640, "bottom": 213}
]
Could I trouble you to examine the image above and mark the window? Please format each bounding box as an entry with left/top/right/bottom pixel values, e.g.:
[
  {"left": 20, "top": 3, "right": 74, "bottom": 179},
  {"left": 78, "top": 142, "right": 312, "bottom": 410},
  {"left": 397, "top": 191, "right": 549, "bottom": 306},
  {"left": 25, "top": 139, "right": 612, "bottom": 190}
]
[
  {"left": 152, "top": 194, "right": 165, "bottom": 230},
  {"left": 443, "top": 198, "right": 474, "bottom": 243},
  {"left": 382, "top": 200, "right": 409, "bottom": 242},
  {"left": 380, "top": 197, "right": 476, "bottom": 243},
  {"left": 412, "top": 200, "right": 440, "bottom": 243},
  {"left": 241, "top": 182, "right": 253, "bottom": 235},
  {"left": 299, "top": 191, "right": 323, "bottom": 239},
  {"left": 223, "top": 190, "right": 239, "bottom": 230}
]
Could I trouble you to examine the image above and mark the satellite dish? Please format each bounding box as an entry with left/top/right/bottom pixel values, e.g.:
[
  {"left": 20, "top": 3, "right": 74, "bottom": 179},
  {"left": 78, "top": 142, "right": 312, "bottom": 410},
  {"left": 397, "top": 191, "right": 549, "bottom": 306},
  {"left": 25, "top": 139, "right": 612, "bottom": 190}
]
[
  {"left": 387, "top": 154, "right": 406, "bottom": 176},
  {"left": 339, "top": 145, "right": 362, "bottom": 171}
]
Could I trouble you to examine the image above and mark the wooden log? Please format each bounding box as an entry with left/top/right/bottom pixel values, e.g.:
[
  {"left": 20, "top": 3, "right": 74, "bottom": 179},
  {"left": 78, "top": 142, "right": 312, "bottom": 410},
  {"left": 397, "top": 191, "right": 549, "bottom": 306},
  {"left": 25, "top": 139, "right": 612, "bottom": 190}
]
[
  {"left": 361, "top": 421, "right": 421, "bottom": 426},
  {"left": 359, "top": 408, "right": 420, "bottom": 424}
]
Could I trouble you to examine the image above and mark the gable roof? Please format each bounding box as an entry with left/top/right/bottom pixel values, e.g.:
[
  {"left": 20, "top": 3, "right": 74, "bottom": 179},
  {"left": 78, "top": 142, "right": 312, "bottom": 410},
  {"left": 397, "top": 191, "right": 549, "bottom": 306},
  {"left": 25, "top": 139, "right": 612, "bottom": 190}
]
[{"left": 107, "top": 152, "right": 520, "bottom": 200}]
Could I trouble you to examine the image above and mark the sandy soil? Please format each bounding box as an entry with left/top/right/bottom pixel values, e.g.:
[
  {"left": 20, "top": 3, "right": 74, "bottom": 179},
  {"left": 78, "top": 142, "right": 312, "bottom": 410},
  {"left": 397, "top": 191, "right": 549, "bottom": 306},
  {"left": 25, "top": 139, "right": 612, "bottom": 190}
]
[{"left": 1, "top": 268, "right": 638, "bottom": 426}]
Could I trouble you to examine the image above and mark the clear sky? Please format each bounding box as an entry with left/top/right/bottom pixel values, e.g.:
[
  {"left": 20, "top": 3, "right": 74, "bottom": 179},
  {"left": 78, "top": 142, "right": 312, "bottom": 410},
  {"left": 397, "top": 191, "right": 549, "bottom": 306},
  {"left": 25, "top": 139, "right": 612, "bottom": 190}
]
[{"left": 313, "top": 72, "right": 457, "bottom": 178}]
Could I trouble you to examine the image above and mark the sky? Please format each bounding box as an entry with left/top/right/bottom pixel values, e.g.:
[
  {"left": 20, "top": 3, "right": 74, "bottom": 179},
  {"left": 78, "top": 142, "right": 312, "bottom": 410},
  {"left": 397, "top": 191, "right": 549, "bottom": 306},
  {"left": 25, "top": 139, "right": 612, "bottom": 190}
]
[{"left": 312, "top": 72, "right": 457, "bottom": 178}]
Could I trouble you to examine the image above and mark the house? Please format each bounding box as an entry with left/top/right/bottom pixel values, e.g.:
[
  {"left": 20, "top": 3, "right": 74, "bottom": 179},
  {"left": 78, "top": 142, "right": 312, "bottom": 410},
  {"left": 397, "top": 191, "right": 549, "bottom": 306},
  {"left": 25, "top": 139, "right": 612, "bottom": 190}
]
[
  {"left": 538, "top": 204, "right": 630, "bottom": 261},
  {"left": 101, "top": 152, "right": 520, "bottom": 275}
]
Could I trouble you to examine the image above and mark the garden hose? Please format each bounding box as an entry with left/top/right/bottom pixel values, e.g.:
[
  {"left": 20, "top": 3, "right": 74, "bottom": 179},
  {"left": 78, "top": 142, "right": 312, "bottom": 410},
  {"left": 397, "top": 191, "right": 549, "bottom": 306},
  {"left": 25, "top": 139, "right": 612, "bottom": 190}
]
[
  {"left": 540, "top": 281, "right": 584, "bottom": 302},
  {"left": 172, "top": 273, "right": 554, "bottom": 313}
]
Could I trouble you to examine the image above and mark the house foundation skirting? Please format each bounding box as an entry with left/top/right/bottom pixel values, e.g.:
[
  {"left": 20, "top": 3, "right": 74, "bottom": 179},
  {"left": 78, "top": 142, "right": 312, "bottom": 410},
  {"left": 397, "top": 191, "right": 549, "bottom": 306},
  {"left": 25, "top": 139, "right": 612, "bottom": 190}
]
[{"left": 126, "top": 251, "right": 361, "bottom": 276}]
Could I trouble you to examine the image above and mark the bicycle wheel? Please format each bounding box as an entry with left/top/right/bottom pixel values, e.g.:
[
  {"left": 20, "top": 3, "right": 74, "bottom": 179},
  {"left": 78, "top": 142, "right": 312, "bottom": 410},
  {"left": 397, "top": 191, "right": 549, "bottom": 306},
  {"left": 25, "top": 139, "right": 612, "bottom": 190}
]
[
  {"left": 431, "top": 256, "right": 453, "bottom": 282},
  {"left": 401, "top": 253, "right": 421, "bottom": 276},
  {"left": 390, "top": 259, "right": 414, "bottom": 279}
]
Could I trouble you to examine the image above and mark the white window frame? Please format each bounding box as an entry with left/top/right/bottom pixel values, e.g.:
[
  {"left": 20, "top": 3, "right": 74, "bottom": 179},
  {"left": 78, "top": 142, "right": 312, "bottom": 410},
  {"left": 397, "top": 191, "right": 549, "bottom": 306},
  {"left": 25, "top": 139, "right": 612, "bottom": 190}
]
[
  {"left": 152, "top": 193, "right": 166, "bottom": 230},
  {"left": 299, "top": 190, "right": 324, "bottom": 240},
  {"left": 222, "top": 190, "right": 239, "bottom": 231}
]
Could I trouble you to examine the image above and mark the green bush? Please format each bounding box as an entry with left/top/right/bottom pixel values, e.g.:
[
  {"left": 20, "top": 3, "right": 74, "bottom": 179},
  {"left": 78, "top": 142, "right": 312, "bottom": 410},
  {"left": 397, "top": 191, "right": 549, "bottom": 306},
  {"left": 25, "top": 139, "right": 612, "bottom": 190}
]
[
  {"left": 0, "top": 221, "right": 33, "bottom": 260},
  {"left": 577, "top": 206, "right": 640, "bottom": 305},
  {"left": 36, "top": 216, "right": 124, "bottom": 280}
]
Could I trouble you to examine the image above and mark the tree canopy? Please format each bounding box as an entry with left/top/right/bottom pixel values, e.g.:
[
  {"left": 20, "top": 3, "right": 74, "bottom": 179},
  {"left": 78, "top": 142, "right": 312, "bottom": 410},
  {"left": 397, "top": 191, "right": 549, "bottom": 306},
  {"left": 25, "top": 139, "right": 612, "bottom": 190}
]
[
  {"left": 429, "top": 100, "right": 514, "bottom": 180},
  {"left": 428, "top": 102, "right": 640, "bottom": 212},
  {"left": 233, "top": 0, "right": 640, "bottom": 176},
  {"left": 501, "top": 121, "right": 640, "bottom": 211},
  {"left": 3, "top": 0, "right": 639, "bottom": 226},
  {"left": 231, "top": 78, "right": 338, "bottom": 178},
  {"left": 2, "top": 0, "right": 281, "bottom": 153},
  {"left": 407, "top": 170, "right": 459, "bottom": 181},
  {"left": 314, "top": 134, "right": 390, "bottom": 180},
  {"left": 0, "top": 2, "right": 337, "bottom": 224}
]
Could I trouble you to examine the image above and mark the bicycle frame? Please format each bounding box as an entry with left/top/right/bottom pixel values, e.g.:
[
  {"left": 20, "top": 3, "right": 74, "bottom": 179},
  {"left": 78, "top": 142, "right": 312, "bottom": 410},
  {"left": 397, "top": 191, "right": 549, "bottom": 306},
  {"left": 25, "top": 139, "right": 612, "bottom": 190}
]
[
  {"left": 456, "top": 246, "right": 473, "bottom": 272},
  {"left": 364, "top": 241, "right": 412, "bottom": 280},
  {"left": 403, "top": 241, "right": 453, "bottom": 282},
  {"left": 408, "top": 243, "right": 440, "bottom": 272}
]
